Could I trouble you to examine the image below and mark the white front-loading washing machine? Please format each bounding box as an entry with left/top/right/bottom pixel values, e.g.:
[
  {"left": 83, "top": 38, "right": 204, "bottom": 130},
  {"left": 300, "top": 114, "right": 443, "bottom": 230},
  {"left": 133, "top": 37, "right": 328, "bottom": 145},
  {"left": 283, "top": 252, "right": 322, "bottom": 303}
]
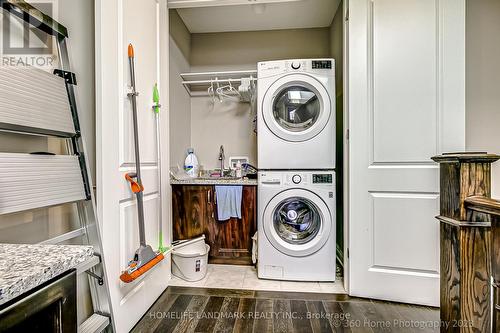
[
  {"left": 257, "top": 59, "right": 335, "bottom": 170},
  {"left": 258, "top": 170, "right": 336, "bottom": 281}
]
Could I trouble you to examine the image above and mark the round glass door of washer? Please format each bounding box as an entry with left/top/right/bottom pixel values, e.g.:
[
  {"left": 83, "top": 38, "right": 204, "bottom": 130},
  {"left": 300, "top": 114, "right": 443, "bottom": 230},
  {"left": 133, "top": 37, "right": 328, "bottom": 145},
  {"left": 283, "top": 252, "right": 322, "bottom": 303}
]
[
  {"left": 263, "top": 189, "right": 331, "bottom": 257},
  {"left": 262, "top": 74, "right": 331, "bottom": 142},
  {"left": 273, "top": 197, "right": 321, "bottom": 245}
]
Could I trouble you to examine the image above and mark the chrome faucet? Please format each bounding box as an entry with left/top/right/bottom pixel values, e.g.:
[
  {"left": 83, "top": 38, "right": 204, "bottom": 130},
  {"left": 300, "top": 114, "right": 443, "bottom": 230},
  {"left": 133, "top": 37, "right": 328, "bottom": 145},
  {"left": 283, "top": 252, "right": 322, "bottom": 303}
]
[{"left": 218, "top": 145, "right": 225, "bottom": 176}]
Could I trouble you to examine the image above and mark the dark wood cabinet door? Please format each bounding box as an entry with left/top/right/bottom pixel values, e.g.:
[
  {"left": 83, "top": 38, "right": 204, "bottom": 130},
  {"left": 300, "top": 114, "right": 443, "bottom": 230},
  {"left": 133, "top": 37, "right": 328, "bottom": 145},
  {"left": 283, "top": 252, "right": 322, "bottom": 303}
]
[
  {"left": 172, "top": 185, "right": 213, "bottom": 240},
  {"left": 172, "top": 185, "right": 257, "bottom": 265},
  {"left": 210, "top": 186, "right": 257, "bottom": 265}
]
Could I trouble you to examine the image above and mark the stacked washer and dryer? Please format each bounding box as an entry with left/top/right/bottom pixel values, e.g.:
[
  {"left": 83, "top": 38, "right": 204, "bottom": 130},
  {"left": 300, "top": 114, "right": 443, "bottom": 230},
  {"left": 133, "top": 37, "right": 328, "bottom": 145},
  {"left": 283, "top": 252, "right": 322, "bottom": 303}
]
[{"left": 257, "top": 59, "right": 336, "bottom": 281}]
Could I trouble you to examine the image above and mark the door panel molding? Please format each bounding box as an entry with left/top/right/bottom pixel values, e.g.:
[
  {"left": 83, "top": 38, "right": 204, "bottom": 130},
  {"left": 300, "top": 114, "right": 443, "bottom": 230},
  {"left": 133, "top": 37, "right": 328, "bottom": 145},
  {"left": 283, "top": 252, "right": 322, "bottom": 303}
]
[
  {"left": 369, "top": 192, "right": 439, "bottom": 272},
  {"left": 119, "top": 195, "right": 159, "bottom": 292},
  {"left": 365, "top": 0, "right": 465, "bottom": 166},
  {"left": 368, "top": 266, "right": 439, "bottom": 278},
  {"left": 369, "top": 0, "right": 437, "bottom": 165}
]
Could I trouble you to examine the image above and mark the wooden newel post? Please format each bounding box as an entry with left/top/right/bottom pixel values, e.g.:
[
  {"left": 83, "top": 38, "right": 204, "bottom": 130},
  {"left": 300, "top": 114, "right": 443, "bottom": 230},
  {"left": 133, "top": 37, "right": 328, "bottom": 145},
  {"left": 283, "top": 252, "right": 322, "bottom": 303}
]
[{"left": 432, "top": 153, "right": 500, "bottom": 333}]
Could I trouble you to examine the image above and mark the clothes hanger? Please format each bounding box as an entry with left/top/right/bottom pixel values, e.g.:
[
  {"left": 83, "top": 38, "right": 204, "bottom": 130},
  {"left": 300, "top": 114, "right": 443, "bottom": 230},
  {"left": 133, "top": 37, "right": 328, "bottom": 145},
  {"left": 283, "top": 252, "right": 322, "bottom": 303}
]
[
  {"left": 208, "top": 79, "right": 216, "bottom": 103},
  {"left": 215, "top": 78, "right": 227, "bottom": 102},
  {"left": 217, "top": 80, "right": 241, "bottom": 102}
]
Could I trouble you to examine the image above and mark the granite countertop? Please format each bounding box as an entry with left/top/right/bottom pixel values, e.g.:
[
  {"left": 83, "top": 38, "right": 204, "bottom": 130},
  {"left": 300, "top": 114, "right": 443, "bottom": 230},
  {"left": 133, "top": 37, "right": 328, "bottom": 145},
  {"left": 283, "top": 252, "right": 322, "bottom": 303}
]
[
  {"left": 0, "top": 243, "right": 94, "bottom": 306},
  {"left": 171, "top": 177, "right": 257, "bottom": 186}
]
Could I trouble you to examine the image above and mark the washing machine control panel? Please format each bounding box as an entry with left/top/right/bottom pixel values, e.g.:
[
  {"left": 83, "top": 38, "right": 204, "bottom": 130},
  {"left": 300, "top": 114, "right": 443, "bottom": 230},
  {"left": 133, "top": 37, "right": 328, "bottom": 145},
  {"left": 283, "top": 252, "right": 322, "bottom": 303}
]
[
  {"left": 283, "top": 173, "right": 307, "bottom": 185},
  {"left": 292, "top": 174, "right": 302, "bottom": 184},
  {"left": 312, "top": 174, "right": 333, "bottom": 184},
  {"left": 259, "top": 173, "right": 282, "bottom": 185},
  {"left": 286, "top": 173, "right": 333, "bottom": 186},
  {"left": 259, "top": 172, "right": 335, "bottom": 187}
]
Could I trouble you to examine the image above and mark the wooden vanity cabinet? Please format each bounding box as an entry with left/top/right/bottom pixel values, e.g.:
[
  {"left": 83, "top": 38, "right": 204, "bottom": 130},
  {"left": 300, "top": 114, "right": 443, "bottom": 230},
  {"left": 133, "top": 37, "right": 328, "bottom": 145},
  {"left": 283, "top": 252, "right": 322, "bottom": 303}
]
[{"left": 172, "top": 185, "right": 257, "bottom": 265}]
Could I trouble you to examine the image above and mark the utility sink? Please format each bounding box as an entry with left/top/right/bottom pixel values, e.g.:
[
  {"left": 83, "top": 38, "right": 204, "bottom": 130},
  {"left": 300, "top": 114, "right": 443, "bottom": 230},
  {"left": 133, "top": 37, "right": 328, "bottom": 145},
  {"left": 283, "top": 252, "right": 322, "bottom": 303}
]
[
  {"left": 197, "top": 175, "right": 242, "bottom": 181},
  {"left": 198, "top": 170, "right": 242, "bottom": 180},
  {"left": 170, "top": 167, "right": 246, "bottom": 181},
  {"left": 200, "top": 176, "right": 242, "bottom": 180}
]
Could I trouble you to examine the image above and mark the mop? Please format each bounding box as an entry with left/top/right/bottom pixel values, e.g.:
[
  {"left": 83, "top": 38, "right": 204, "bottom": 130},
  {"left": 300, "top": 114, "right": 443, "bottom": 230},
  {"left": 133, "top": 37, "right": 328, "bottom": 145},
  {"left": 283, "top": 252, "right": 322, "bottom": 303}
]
[{"left": 120, "top": 44, "right": 164, "bottom": 283}]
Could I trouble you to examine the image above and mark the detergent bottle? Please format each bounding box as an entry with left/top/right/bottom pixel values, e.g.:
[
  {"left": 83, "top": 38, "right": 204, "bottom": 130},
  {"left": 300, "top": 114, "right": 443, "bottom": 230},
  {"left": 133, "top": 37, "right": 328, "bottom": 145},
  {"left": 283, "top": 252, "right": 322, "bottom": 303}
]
[{"left": 184, "top": 148, "right": 199, "bottom": 178}]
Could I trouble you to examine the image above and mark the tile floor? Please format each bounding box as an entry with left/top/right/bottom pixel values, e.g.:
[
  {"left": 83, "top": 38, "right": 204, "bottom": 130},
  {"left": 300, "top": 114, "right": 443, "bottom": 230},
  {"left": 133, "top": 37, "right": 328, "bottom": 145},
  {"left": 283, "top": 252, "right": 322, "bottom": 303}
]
[{"left": 169, "top": 264, "right": 345, "bottom": 294}]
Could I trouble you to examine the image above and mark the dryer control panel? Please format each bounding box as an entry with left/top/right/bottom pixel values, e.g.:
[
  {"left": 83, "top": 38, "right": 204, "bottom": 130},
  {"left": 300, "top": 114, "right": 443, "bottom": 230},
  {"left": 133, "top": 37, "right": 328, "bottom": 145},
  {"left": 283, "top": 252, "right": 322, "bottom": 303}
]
[
  {"left": 312, "top": 60, "right": 333, "bottom": 69},
  {"left": 257, "top": 59, "right": 335, "bottom": 78}
]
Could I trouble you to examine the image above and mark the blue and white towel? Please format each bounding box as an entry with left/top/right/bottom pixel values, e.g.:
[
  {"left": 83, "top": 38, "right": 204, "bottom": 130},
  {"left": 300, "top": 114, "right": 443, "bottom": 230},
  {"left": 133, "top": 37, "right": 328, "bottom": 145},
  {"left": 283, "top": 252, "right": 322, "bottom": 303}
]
[{"left": 215, "top": 185, "right": 243, "bottom": 221}]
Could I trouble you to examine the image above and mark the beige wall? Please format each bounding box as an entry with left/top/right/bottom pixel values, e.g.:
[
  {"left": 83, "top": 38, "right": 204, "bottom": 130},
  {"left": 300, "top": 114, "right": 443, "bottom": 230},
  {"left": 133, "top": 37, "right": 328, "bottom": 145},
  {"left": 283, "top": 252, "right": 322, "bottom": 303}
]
[
  {"left": 169, "top": 10, "right": 192, "bottom": 168},
  {"left": 190, "top": 28, "right": 331, "bottom": 72},
  {"left": 191, "top": 98, "right": 257, "bottom": 169},
  {"left": 184, "top": 27, "right": 331, "bottom": 169},
  {"left": 329, "top": 2, "right": 345, "bottom": 268},
  {"left": 62, "top": 0, "right": 96, "bottom": 181},
  {"left": 330, "top": 4, "right": 343, "bottom": 96},
  {"left": 466, "top": 0, "right": 500, "bottom": 197},
  {"left": 170, "top": 9, "right": 191, "bottom": 61}
]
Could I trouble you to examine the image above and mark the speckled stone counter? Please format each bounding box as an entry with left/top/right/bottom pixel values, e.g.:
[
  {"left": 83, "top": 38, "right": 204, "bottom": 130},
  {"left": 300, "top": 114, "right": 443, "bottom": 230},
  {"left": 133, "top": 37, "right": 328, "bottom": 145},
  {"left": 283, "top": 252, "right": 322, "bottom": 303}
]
[
  {"left": 171, "top": 177, "right": 257, "bottom": 186},
  {"left": 0, "top": 243, "right": 93, "bottom": 306}
]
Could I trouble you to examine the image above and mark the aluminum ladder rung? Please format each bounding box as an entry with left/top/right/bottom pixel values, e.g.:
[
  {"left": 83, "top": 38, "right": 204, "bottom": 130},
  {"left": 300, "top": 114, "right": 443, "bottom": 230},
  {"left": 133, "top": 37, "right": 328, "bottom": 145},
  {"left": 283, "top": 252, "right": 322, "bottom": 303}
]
[
  {"left": 0, "top": 66, "right": 76, "bottom": 137},
  {"left": 79, "top": 313, "right": 110, "bottom": 333},
  {"left": 0, "top": 153, "right": 87, "bottom": 215},
  {"left": 39, "top": 227, "right": 87, "bottom": 245}
]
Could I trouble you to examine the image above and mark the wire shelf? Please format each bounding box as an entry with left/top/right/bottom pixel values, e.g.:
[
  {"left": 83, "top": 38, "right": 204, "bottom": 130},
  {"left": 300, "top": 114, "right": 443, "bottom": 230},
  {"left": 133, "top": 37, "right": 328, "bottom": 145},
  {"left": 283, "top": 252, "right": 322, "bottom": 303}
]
[{"left": 180, "top": 69, "right": 257, "bottom": 97}]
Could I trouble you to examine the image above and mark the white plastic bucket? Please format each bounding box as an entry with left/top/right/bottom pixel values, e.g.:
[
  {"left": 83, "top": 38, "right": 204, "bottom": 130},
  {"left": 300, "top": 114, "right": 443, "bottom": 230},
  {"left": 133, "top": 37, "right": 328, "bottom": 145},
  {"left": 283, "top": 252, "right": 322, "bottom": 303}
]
[{"left": 172, "top": 238, "right": 210, "bottom": 282}]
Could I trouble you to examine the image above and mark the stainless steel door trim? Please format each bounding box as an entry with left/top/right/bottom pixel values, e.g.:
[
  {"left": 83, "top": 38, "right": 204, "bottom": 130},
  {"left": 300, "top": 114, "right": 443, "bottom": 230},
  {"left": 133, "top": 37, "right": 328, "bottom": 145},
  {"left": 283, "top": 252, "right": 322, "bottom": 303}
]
[{"left": 0, "top": 270, "right": 77, "bottom": 332}]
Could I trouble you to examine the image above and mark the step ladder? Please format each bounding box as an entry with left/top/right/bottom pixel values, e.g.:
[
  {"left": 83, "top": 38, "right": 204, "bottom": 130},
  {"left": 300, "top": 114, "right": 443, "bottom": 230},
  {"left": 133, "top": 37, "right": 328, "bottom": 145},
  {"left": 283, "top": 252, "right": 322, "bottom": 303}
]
[{"left": 0, "top": 1, "right": 114, "bottom": 332}]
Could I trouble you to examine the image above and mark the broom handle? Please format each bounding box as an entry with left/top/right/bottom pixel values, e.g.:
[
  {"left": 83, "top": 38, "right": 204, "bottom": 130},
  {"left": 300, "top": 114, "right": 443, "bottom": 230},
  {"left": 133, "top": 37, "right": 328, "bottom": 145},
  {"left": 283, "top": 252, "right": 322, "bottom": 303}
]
[
  {"left": 153, "top": 84, "right": 163, "bottom": 248},
  {"left": 156, "top": 115, "right": 162, "bottom": 235}
]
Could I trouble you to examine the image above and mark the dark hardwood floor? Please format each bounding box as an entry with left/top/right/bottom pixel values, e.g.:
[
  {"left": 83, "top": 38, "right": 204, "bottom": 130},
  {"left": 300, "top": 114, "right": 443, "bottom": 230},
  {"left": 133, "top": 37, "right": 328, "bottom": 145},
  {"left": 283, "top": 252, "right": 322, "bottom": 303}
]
[{"left": 132, "top": 287, "right": 439, "bottom": 333}]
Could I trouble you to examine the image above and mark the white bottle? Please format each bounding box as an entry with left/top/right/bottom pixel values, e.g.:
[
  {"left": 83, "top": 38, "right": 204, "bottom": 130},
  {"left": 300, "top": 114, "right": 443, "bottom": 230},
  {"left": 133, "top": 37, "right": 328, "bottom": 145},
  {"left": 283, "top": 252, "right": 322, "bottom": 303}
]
[
  {"left": 235, "top": 160, "right": 242, "bottom": 178},
  {"left": 184, "top": 148, "right": 199, "bottom": 178}
]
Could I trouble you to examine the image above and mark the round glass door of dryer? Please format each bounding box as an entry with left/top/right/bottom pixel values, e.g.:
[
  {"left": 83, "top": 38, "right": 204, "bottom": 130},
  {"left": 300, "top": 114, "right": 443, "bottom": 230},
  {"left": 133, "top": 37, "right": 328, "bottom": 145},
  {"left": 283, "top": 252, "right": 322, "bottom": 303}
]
[
  {"left": 262, "top": 74, "right": 331, "bottom": 142},
  {"left": 263, "top": 189, "right": 332, "bottom": 257},
  {"left": 272, "top": 86, "right": 320, "bottom": 132}
]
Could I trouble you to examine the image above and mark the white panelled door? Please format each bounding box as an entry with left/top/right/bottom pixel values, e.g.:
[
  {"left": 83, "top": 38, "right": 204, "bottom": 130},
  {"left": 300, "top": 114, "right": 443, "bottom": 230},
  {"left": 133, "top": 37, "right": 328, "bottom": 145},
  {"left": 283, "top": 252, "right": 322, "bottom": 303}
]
[
  {"left": 348, "top": 0, "right": 465, "bottom": 305},
  {"left": 95, "top": 1, "right": 170, "bottom": 332}
]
